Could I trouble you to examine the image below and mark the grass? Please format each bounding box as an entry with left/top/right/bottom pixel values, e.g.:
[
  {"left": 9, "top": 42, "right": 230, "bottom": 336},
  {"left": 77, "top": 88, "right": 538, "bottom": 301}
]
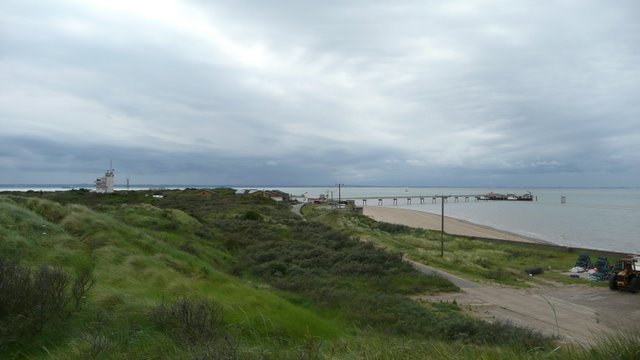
[
  {"left": 304, "top": 205, "right": 621, "bottom": 287},
  {"left": 0, "top": 190, "right": 636, "bottom": 358},
  {"left": 0, "top": 194, "right": 346, "bottom": 358}
]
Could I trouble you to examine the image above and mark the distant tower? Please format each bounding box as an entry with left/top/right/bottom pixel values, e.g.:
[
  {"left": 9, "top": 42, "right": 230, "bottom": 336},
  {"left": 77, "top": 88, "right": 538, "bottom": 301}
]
[{"left": 95, "top": 160, "right": 115, "bottom": 193}]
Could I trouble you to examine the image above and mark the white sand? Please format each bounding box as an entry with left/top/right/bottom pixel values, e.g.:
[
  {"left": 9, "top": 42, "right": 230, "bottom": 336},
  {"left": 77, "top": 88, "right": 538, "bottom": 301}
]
[{"left": 363, "top": 206, "right": 547, "bottom": 244}]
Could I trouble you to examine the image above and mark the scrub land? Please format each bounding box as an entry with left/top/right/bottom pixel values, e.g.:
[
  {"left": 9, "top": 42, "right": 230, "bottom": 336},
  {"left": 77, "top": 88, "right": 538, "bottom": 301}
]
[{"left": 1, "top": 188, "right": 638, "bottom": 359}]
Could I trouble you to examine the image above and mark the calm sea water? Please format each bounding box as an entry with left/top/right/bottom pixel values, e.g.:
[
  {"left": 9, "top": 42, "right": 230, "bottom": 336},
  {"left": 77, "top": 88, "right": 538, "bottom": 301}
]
[
  {"left": 271, "top": 187, "right": 640, "bottom": 254},
  {"left": 2, "top": 185, "right": 639, "bottom": 254}
]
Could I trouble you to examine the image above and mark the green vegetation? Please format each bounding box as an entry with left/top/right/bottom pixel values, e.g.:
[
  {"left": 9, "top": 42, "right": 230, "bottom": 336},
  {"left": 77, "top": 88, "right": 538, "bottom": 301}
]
[
  {"left": 304, "top": 205, "right": 621, "bottom": 287},
  {"left": 0, "top": 189, "right": 636, "bottom": 359}
]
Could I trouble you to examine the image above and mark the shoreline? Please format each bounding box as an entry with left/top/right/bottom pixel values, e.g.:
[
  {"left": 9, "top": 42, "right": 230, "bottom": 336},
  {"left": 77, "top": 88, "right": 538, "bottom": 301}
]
[
  {"left": 362, "top": 206, "right": 554, "bottom": 245},
  {"left": 362, "top": 207, "right": 635, "bottom": 256}
]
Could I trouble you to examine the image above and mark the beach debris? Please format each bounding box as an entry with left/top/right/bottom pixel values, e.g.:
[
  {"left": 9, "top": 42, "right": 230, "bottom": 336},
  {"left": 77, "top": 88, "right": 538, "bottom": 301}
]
[
  {"left": 574, "top": 253, "right": 593, "bottom": 269},
  {"left": 568, "top": 255, "right": 617, "bottom": 281},
  {"left": 570, "top": 266, "right": 585, "bottom": 273},
  {"left": 592, "top": 256, "right": 612, "bottom": 277}
]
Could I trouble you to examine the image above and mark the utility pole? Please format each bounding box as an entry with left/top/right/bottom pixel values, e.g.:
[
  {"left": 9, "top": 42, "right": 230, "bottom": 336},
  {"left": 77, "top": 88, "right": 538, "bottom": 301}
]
[
  {"left": 441, "top": 196, "right": 446, "bottom": 257},
  {"left": 336, "top": 183, "right": 343, "bottom": 207}
]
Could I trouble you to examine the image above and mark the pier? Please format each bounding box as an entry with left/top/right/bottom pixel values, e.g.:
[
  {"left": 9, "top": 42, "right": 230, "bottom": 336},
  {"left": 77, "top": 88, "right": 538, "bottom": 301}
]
[
  {"left": 341, "top": 194, "right": 484, "bottom": 206},
  {"left": 339, "top": 193, "right": 536, "bottom": 206}
]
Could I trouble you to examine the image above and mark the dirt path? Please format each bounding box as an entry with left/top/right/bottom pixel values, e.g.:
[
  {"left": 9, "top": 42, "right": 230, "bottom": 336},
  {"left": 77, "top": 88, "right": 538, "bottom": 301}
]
[
  {"left": 411, "top": 261, "right": 640, "bottom": 345},
  {"left": 291, "top": 203, "right": 304, "bottom": 218}
]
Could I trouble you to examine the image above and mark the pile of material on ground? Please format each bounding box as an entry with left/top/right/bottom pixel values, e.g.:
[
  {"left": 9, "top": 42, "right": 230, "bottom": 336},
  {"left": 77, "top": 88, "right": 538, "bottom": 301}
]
[{"left": 569, "top": 253, "right": 614, "bottom": 281}]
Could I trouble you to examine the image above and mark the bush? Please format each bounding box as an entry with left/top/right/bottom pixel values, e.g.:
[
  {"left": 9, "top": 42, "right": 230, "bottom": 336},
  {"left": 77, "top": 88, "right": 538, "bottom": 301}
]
[
  {"left": 0, "top": 257, "right": 92, "bottom": 344},
  {"left": 376, "top": 221, "right": 412, "bottom": 234},
  {"left": 242, "top": 210, "right": 263, "bottom": 221},
  {"left": 153, "top": 297, "right": 238, "bottom": 359}
]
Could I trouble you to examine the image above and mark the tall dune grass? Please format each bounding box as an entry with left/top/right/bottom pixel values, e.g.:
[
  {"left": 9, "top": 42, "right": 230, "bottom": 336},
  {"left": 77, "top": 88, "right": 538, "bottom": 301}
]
[{"left": 2, "top": 192, "right": 638, "bottom": 358}]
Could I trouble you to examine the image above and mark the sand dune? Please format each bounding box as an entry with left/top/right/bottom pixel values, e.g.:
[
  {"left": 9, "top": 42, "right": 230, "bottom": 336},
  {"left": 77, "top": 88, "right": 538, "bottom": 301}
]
[{"left": 362, "top": 206, "right": 547, "bottom": 244}]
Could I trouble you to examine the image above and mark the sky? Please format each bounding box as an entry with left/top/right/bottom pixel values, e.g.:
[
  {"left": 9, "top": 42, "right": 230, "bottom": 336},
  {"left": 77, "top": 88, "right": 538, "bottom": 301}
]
[{"left": 1, "top": 0, "right": 639, "bottom": 187}]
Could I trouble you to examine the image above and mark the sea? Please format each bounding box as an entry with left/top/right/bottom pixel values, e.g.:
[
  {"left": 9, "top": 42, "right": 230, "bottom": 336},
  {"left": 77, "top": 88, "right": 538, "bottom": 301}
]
[
  {"left": 256, "top": 186, "right": 640, "bottom": 254},
  {"left": 1, "top": 185, "right": 639, "bottom": 254}
]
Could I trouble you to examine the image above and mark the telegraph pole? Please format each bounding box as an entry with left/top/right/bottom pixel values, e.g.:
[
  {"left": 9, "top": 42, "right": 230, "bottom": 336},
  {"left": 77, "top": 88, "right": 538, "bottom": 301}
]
[
  {"left": 441, "top": 196, "right": 445, "bottom": 257},
  {"left": 337, "top": 183, "right": 343, "bottom": 207}
]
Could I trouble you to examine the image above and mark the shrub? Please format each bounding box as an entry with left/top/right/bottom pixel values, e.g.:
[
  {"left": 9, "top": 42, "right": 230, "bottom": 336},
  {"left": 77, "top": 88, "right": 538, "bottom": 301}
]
[
  {"left": 242, "top": 210, "right": 263, "bottom": 221},
  {"left": 177, "top": 242, "right": 199, "bottom": 256},
  {"left": 152, "top": 297, "right": 238, "bottom": 359},
  {"left": 376, "top": 222, "right": 412, "bottom": 234},
  {"left": 0, "top": 257, "right": 92, "bottom": 344}
]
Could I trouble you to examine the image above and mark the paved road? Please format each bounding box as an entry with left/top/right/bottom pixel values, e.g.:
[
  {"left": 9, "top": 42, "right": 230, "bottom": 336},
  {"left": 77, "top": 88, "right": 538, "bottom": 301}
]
[
  {"left": 406, "top": 259, "right": 479, "bottom": 288},
  {"left": 291, "top": 203, "right": 304, "bottom": 218},
  {"left": 410, "top": 259, "right": 629, "bottom": 344}
]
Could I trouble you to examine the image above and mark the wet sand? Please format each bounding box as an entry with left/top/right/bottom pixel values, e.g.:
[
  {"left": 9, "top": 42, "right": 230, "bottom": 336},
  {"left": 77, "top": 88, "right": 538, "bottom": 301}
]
[{"left": 363, "top": 206, "right": 549, "bottom": 244}]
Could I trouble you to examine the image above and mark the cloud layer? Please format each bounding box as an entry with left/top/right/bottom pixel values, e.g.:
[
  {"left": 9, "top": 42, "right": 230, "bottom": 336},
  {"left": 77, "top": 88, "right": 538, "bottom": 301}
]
[{"left": 2, "top": 0, "right": 639, "bottom": 186}]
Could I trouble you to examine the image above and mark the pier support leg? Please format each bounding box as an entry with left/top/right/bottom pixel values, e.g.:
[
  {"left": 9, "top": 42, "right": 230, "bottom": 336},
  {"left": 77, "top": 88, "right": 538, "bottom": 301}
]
[
  {"left": 378, "top": 199, "right": 383, "bottom": 206},
  {"left": 362, "top": 199, "right": 367, "bottom": 206}
]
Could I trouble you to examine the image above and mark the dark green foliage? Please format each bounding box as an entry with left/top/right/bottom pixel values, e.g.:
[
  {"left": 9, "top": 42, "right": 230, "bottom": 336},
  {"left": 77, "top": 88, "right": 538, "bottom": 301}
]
[
  {"left": 153, "top": 297, "right": 238, "bottom": 359},
  {"left": 376, "top": 221, "right": 412, "bottom": 234},
  {"left": 16, "top": 189, "right": 155, "bottom": 208},
  {"left": 226, "top": 220, "right": 425, "bottom": 282},
  {"left": 230, "top": 204, "right": 555, "bottom": 347},
  {"left": 0, "top": 257, "right": 92, "bottom": 345},
  {"left": 242, "top": 210, "right": 263, "bottom": 221},
  {"left": 210, "top": 214, "right": 549, "bottom": 347},
  {"left": 71, "top": 270, "right": 95, "bottom": 311}
]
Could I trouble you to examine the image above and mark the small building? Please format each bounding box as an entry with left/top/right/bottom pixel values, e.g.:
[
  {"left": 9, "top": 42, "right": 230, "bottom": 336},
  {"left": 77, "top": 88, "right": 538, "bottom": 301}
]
[
  {"left": 244, "top": 189, "right": 291, "bottom": 202},
  {"left": 195, "top": 189, "right": 214, "bottom": 198},
  {"left": 95, "top": 165, "right": 115, "bottom": 194}
]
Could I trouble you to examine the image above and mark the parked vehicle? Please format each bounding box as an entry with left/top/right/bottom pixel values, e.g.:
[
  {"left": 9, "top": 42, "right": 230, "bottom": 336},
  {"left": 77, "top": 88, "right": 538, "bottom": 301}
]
[{"left": 609, "top": 257, "right": 640, "bottom": 293}]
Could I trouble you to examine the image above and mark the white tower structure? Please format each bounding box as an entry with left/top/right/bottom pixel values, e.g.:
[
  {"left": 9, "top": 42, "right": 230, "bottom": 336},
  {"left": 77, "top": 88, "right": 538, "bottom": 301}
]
[{"left": 95, "top": 160, "right": 115, "bottom": 193}]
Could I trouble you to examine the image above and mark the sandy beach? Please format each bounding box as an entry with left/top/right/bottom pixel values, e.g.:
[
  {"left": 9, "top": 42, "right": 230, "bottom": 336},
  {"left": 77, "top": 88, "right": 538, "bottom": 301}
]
[{"left": 363, "top": 206, "right": 548, "bottom": 244}]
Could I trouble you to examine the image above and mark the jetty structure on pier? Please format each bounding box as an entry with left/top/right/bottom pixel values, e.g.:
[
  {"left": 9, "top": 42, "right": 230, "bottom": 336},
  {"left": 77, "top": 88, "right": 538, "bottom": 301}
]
[{"left": 338, "top": 192, "right": 536, "bottom": 206}]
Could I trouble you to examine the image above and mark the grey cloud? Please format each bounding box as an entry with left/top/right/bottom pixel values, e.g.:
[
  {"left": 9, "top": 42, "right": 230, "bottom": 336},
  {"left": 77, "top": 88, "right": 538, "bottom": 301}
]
[{"left": 1, "top": 0, "right": 639, "bottom": 187}]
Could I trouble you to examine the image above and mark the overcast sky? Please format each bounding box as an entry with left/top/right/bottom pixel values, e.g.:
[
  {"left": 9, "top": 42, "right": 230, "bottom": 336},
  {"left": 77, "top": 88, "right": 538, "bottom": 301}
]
[{"left": 1, "top": 0, "right": 639, "bottom": 187}]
